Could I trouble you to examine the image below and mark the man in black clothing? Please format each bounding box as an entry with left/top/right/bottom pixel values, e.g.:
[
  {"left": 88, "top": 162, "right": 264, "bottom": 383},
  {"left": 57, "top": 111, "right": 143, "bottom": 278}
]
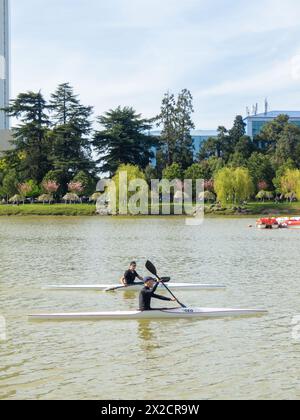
[
  {"left": 120, "top": 261, "right": 144, "bottom": 286},
  {"left": 139, "top": 277, "right": 176, "bottom": 311}
]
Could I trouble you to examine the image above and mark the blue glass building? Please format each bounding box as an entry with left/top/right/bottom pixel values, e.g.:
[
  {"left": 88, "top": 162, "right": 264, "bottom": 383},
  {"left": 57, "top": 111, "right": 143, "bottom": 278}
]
[
  {"left": 150, "top": 129, "right": 218, "bottom": 161},
  {"left": 245, "top": 111, "right": 300, "bottom": 138}
]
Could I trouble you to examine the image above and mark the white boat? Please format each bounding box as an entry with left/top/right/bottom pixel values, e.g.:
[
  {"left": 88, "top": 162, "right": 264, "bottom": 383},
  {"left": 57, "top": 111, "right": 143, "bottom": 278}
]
[
  {"left": 44, "top": 283, "right": 226, "bottom": 292},
  {"left": 29, "top": 307, "right": 267, "bottom": 321}
]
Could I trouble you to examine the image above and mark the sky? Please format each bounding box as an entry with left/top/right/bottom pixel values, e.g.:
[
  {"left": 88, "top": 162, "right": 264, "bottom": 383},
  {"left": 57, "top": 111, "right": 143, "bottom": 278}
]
[{"left": 10, "top": 0, "right": 300, "bottom": 129}]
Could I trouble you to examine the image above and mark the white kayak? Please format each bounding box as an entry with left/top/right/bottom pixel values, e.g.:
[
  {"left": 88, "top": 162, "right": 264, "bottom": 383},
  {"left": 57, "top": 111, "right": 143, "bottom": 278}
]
[
  {"left": 29, "top": 307, "right": 267, "bottom": 321},
  {"left": 44, "top": 283, "right": 226, "bottom": 292}
]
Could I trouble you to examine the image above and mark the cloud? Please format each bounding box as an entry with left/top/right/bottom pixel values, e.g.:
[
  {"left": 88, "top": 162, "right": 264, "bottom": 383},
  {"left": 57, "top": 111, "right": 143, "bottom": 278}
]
[{"left": 10, "top": 0, "right": 300, "bottom": 129}]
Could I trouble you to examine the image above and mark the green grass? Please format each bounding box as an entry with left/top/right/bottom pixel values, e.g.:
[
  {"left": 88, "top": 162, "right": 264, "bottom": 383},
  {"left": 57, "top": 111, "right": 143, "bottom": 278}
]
[
  {"left": 1, "top": 201, "right": 300, "bottom": 217},
  {"left": 245, "top": 202, "right": 300, "bottom": 216},
  {"left": 0, "top": 203, "right": 97, "bottom": 216}
]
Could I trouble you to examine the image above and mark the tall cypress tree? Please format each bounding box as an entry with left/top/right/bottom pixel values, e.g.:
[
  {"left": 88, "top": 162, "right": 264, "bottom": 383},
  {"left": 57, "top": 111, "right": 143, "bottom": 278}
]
[
  {"left": 156, "top": 92, "right": 177, "bottom": 166},
  {"left": 174, "top": 89, "right": 195, "bottom": 169},
  {"left": 228, "top": 116, "right": 246, "bottom": 148}
]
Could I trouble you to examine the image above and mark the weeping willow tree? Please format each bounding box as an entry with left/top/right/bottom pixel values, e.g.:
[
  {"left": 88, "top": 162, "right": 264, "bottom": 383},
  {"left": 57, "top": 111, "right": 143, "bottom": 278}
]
[
  {"left": 280, "top": 169, "right": 300, "bottom": 200},
  {"left": 214, "top": 167, "right": 254, "bottom": 206}
]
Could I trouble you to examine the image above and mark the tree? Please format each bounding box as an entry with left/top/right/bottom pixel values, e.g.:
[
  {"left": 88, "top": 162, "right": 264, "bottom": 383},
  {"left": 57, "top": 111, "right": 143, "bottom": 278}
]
[
  {"left": 256, "top": 114, "right": 290, "bottom": 151},
  {"left": 72, "top": 171, "right": 96, "bottom": 196},
  {"left": 198, "top": 137, "right": 220, "bottom": 160},
  {"left": 156, "top": 92, "right": 177, "bottom": 166},
  {"left": 4, "top": 91, "right": 51, "bottom": 182},
  {"left": 42, "top": 180, "right": 60, "bottom": 195},
  {"left": 68, "top": 181, "right": 84, "bottom": 196},
  {"left": 234, "top": 136, "right": 254, "bottom": 159},
  {"left": 199, "top": 126, "right": 229, "bottom": 160},
  {"left": 280, "top": 169, "right": 300, "bottom": 199},
  {"left": 49, "top": 83, "right": 95, "bottom": 185},
  {"left": 112, "top": 164, "right": 147, "bottom": 213},
  {"left": 228, "top": 115, "right": 246, "bottom": 149},
  {"left": 144, "top": 165, "right": 158, "bottom": 186},
  {"left": 1, "top": 170, "right": 18, "bottom": 200},
  {"left": 274, "top": 124, "right": 300, "bottom": 167},
  {"left": 214, "top": 167, "right": 254, "bottom": 205},
  {"left": 247, "top": 152, "right": 275, "bottom": 191},
  {"left": 258, "top": 181, "right": 268, "bottom": 191},
  {"left": 156, "top": 89, "right": 195, "bottom": 169},
  {"left": 94, "top": 107, "right": 156, "bottom": 175},
  {"left": 173, "top": 89, "right": 195, "bottom": 169},
  {"left": 17, "top": 182, "right": 33, "bottom": 203},
  {"left": 184, "top": 163, "right": 206, "bottom": 182},
  {"left": 163, "top": 163, "right": 183, "bottom": 181},
  {"left": 272, "top": 159, "right": 296, "bottom": 193}
]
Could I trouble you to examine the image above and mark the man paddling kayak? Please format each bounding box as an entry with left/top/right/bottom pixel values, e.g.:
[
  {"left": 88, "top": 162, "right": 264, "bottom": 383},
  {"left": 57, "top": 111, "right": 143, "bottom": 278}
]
[
  {"left": 120, "top": 261, "right": 144, "bottom": 287},
  {"left": 139, "top": 277, "right": 176, "bottom": 311}
]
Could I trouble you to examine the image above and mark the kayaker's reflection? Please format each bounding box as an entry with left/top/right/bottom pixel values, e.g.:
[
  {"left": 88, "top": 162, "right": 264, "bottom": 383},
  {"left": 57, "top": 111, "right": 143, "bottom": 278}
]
[
  {"left": 139, "top": 277, "right": 176, "bottom": 311},
  {"left": 138, "top": 321, "right": 154, "bottom": 342},
  {"left": 137, "top": 321, "right": 160, "bottom": 352}
]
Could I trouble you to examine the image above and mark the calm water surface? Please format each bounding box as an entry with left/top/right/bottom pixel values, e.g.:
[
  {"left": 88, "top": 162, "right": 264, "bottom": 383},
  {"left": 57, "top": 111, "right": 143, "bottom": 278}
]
[{"left": 0, "top": 216, "right": 299, "bottom": 400}]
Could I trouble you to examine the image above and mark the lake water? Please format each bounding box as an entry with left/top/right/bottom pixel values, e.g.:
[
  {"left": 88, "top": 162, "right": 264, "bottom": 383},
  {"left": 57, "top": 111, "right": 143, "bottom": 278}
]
[{"left": 0, "top": 216, "right": 299, "bottom": 400}]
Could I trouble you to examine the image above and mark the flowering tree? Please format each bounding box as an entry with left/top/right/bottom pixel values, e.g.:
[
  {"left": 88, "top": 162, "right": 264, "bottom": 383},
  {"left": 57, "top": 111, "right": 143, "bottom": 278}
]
[
  {"left": 42, "top": 181, "right": 60, "bottom": 195},
  {"left": 17, "top": 182, "right": 33, "bottom": 203},
  {"left": 68, "top": 181, "right": 84, "bottom": 195},
  {"left": 258, "top": 180, "right": 268, "bottom": 191},
  {"left": 204, "top": 179, "right": 214, "bottom": 192}
]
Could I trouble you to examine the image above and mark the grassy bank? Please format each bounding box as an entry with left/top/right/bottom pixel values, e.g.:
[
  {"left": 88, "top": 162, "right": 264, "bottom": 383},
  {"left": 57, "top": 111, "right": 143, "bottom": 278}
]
[
  {"left": 0, "top": 204, "right": 97, "bottom": 216},
  {"left": 1, "top": 202, "right": 300, "bottom": 217}
]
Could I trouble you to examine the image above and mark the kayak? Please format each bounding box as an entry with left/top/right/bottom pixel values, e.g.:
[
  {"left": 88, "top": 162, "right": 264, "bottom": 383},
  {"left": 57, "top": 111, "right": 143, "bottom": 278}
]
[
  {"left": 29, "top": 307, "right": 267, "bottom": 321},
  {"left": 44, "top": 283, "right": 226, "bottom": 292}
]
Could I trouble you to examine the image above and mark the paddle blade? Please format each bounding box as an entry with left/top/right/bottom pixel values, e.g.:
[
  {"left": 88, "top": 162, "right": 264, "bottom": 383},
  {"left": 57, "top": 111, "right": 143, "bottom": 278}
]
[{"left": 145, "top": 260, "right": 158, "bottom": 277}]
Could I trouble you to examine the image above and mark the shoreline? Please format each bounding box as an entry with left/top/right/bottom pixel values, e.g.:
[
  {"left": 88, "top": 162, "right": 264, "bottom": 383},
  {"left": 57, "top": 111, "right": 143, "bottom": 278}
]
[{"left": 1, "top": 203, "right": 300, "bottom": 218}]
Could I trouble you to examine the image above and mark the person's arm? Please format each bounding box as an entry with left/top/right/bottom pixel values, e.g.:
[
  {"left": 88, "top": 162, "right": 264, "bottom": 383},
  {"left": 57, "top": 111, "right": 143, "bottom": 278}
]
[
  {"left": 152, "top": 293, "right": 172, "bottom": 302},
  {"left": 120, "top": 276, "right": 126, "bottom": 286},
  {"left": 136, "top": 272, "right": 143, "bottom": 281}
]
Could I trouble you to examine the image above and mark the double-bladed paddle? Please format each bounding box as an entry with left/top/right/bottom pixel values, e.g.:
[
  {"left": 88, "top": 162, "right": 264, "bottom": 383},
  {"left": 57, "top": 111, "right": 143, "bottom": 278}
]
[{"left": 145, "top": 260, "right": 187, "bottom": 308}]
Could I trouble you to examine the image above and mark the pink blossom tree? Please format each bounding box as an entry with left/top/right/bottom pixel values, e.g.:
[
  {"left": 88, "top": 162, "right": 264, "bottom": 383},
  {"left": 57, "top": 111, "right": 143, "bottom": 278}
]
[
  {"left": 204, "top": 179, "right": 214, "bottom": 192},
  {"left": 258, "top": 180, "right": 268, "bottom": 191},
  {"left": 42, "top": 181, "right": 60, "bottom": 195},
  {"left": 68, "top": 181, "right": 84, "bottom": 195},
  {"left": 17, "top": 183, "right": 33, "bottom": 204}
]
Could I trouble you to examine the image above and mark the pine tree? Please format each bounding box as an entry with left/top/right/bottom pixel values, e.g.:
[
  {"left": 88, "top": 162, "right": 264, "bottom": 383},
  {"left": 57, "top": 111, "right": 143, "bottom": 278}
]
[
  {"left": 156, "top": 92, "right": 177, "bottom": 166},
  {"left": 4, "top": 91, "right": 51, "bottom": 182},
  {"left": 93, "top": 106, "right": 156, "bottom": 175},
  {"left": 48, "top": 83, "right": 95, "bottom": 185},
  {"left": 174, "top": 89, "right": 195, "bottom": 169}
]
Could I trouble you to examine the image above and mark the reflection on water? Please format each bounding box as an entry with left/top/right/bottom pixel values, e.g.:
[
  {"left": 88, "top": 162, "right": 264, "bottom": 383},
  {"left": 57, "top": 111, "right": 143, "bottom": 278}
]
[
  {"left": 0, "top": 216, "right": 300, "bottom": 400},
  {"left": 137, "top": 321, "right": 160, "bottom": 352}
]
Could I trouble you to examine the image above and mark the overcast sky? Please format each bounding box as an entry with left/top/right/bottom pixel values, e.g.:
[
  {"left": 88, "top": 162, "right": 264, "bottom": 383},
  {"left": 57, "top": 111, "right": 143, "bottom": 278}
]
[{"left": 11, "top": 0, "right": 300, "bottom": 129}]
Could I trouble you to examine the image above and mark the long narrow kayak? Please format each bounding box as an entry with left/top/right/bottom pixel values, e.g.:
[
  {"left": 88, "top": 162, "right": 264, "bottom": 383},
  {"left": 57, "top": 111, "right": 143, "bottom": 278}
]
[
  {"left": 44, "top": 283, "right": 226, "bottom": 292},
  {"left": 29, "top": 307, "right": 267, "bottom": 321}
]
